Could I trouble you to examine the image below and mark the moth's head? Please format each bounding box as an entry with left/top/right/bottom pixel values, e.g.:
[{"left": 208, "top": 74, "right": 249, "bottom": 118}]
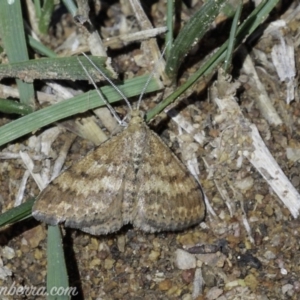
[{"left": 129, "top": 109, "right": 145, "bottom": 124}]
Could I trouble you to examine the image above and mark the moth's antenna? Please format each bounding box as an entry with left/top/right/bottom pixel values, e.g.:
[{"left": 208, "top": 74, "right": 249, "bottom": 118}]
[
  {"left": 78, "top": 55, "right": 130, "bottom": 126},
  {"left": 136, "top": 42, "right": 169, "bottom": 110},
  {"left": 81, "top": 53, "right": 133, "bottom": 112}
]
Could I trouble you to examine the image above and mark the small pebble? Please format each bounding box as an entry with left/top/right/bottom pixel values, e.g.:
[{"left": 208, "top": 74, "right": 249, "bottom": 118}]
[
  {"left": 34, "top": 249, "right": 43, "bottom": 260},
  {"left": 22, "top": 226, "right": 45, "bottom": 248},
  {"left": 175, "top": 249, "right": 196, "bottom": 269},
  {"left": 1, "top": 246, "right": 15, "bottom": 260},
  {"left": 244, "top": 274, "right": 259, "bottom": 290},
  {"left": 264, "top": 250, "right": 276, "bottom": 260},
  {"left": 117, "top": 235, "right": 126, "bottom": 252},
  {"left": 104, "top": 258, "right": 115, "bottom": 270},
  {"left": 235, "top": 176, "right": 254, "bottom": 191},
  {"left": 282, "top": 283, "right": 293, "bottom": 295},
  {"left": 158, "top": 279, "right": 172, "bottom": 291},
  {"left": 89, "top": 258, "right": 101, "bottom": 268},
  {"left": 181, "top": 268, "right": 195, "bottom": 284},
  {"left": 181, "top": 293, "right": 193, "bottom": 300},
  {"left": 265, "top": 204, "right": 274, "bottom": 217},
  {"left": 149, "top": 250, "right": 160, "bottom": 261},
  {"left": 206, "top": 287, "right": 223, "bottom": 300}
]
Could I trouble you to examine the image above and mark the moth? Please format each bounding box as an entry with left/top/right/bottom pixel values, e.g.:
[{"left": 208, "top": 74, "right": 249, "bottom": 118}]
[{"left": 32, "top": 55, "right": 205, "bottom": 235}]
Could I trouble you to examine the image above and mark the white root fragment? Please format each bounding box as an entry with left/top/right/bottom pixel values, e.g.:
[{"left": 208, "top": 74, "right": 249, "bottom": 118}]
[
  {"left": 104, "top": 27, "right": 167, "bottom": 47},
  {"left": 168, "top": 110, "right": 216, "bottom": 217},
  {"left": 50, "top": 134, "right": 77, "bottom": 181},
  {"left": 166, "top": 108, "right": 206, "bottom": 146},
  {"left": 129, "top": 0, "right": 168, "bottom": 83},
  {"left": 241, "top": 48, "right": 282, "bottom": 126},
  {"left": 271, "top": 34, "right": 296, "bottom": 104},
  {"left": 243, "top": 124, "right": 300, "bottom": 218},
  {"left": 239, "top": 198, "right": 255, "bottom": 244},
  {"left": 0, "top": 152, "right": 44, "bottom": 160},
  {"left": 76, "top": 1, "right": 107, "bottom": 57},
  {"left": 46, "top": 82, "right": 75, "bottom": 100},
  {"left": 212, "top": 69, "right": 300, "bottom": 218},
  {"left": 94, "top": 107, "right": 120, "bottom": 134},
  {"left": 74, "top": 116, "right": 108, "bottom": 146},
  {"left": 39, "top": 127, "right": 63, "bottom": 187},
  {"left": 14, "top": 170, "right": 30, "bottom": 207},
  {"left": 39, "top": 127, "right": 63, "bottom": 157},
  {"left": 261, "top": 19, "right": 296, "bottom": 104},
  {"left": 214, "top": 180, "right": 234, "bottom": 217},
  {"left": 192, "top": 268, "right": 204, "bottom": 299},
  {"left": 19, "top": 151, "right": 45, "bottom": 191}
]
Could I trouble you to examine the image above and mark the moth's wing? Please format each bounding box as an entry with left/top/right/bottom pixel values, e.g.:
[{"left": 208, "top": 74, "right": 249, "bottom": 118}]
[
  {"left": 133, "top": 128, "right": 205, "bottom": 232},
  {"left": 32, "top": 129, "right": 133, "bottom": 235}
]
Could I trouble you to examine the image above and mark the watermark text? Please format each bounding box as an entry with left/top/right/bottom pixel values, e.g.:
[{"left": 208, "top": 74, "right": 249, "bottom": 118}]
[{"left": 0, "top": 281, "right": 78, "bottom": 297}]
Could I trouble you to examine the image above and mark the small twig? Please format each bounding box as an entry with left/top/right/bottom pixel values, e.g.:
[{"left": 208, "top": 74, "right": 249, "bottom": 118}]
[{"left": 129, "top": 0, "right": 168, "bottom": 83}]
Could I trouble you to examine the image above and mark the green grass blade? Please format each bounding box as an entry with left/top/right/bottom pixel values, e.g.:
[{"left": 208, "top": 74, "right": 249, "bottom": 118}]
[
  {"left": 147, "top": 0, "right": 279, "bottom": 120},
  {"left": 0, "top": 99, "right": 33, "bottom": 115},
  {"left": 38, "top": 0, "right": 55, "bottom": 34},
  {"left": 224, "top": 1, "right": 243, "bottom": 72},
  {"left": 28, "top": 35, "right": 57, "bottom": 58},
  {"left": 47, "top": 226, "right": 70, "bottom": 300},
  {"left": 238, "top": 0, "right": 279, "bottom": 37},
  {"left": 34, "top": 0, "right": 42, "bottom": 18},
  {"left": 165, "top": 0, "right": 174, "bottom": 58},
  {"left": 62, "top": 0, "right": 77, "bottom": 16},
  {"left": 0, "top": 198, "right": 35, "bottom": 227},
  {"left": 0, "top": 75, "right": 162, "bottom": 147},
  {"left": 0, "top": 0, "right": 35, "bottom": 108},
  {"left": 165, "top": 0, "right": 227, "bottom": 80},
  {"left": 0, "top": 56, "right": 112, "bottom": 82}
]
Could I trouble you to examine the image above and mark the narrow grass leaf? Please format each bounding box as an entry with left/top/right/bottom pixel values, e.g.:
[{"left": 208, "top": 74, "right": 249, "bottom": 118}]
[
  {"left": 0, "top": 56, "right": 112, "bottom": 82},
  {"left": 28, "top": 35, "right": 57, "bottom": 58},
  {"left": 224, "top": 2, "right": 243, "bottom": 72},
  {"left": 47, "top": 226, "right": 70, "bottom": 300},
  {"left": 0, "top": 99, "right": 33, "bottom": 115},
  {"left": 0, "top": 75, "right": 162, "bottom": 147},
  {"left": 165, "top": 0, "right": 174, "bottom": 58},
  {"left": 0, "top": 0, "right": 35, "bottom": 108},
  {"left": 38, "top": 0, "right": 55, "bottom": 34},
  {"left": 147, "top": 0, "right": 279, "bottom": 120},
  {"left": 0, "top": 198, "right": 35, "bottom": 227},
  {"left": 165, "top": 0, "right": 227, "bottom": 80},
  {"left": 62, "top": 0, "right": 77, "bottom": 17}
]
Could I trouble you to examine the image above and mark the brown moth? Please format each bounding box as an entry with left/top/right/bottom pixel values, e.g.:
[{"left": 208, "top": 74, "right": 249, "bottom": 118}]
[{"left": 32, "top": 55, "right": 205, "bottom": 235}]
